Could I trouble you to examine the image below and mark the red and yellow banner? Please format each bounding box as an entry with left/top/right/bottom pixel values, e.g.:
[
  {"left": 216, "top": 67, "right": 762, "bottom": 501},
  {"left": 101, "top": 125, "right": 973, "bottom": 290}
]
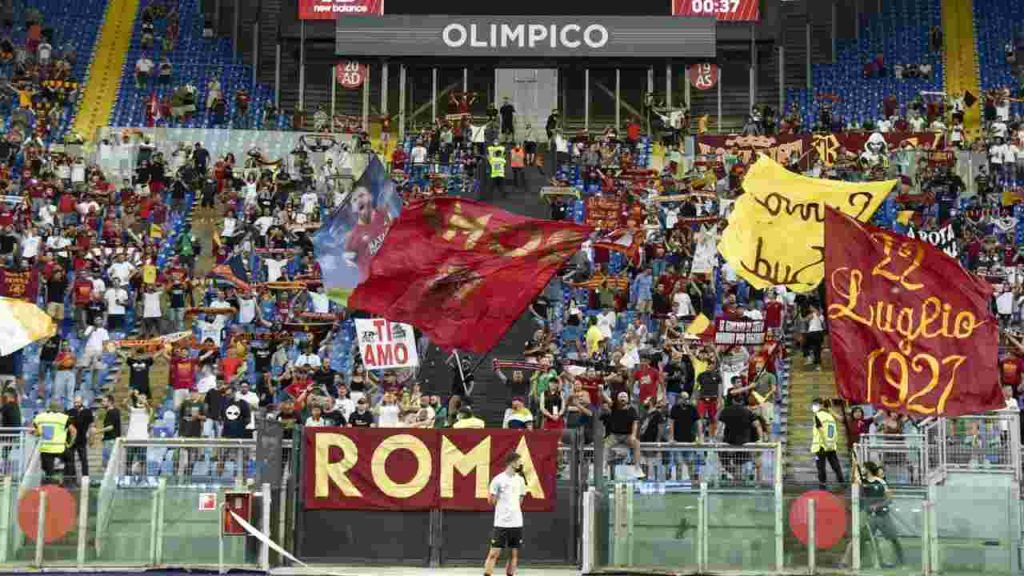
[
  {"left": 824, "top": 208, "right": 1002, "bottom": 417},
  {"left": 304, "top": 428, "right": 561, "bottom": 511}
]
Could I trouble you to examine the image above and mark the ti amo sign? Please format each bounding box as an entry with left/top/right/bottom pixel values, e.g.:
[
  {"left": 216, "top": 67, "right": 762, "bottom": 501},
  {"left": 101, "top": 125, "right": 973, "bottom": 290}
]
[
  {"left": 336, "top": 15, "right": 716, "bottom": 58},
  {"left": 304, "top": 428, "right": 561, "bottom": 511}
]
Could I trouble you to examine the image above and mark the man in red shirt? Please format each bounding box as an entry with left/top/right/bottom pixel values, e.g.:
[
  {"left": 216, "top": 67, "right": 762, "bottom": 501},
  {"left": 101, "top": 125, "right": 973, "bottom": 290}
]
[
  {"left": 633, "top": 356, "right": 662, "bottom": 404},
  {"left": 577, "top": 367, "right": 604, "bottom": 407},
  {"left": 169, "top": 347, "right": 197, "bottom": 410},
  {"left": 72, "top": 270, "right": 94, "bottom": 334},
  {"left": 763, "top": 291, "right": 785, "bottom": 331}
]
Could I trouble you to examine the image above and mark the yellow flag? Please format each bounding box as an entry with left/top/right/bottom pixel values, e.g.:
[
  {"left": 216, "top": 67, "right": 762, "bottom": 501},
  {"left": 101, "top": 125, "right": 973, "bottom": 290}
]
[
  {"left": 896, "top": 210, "right": 915, "bottom": 226},
  {"left": 718, "top": 155, "right": 896, "bottom": 292},
  {"left": 150, "top": 223, "right": 163, "bottom": 239},
  {"left": 685, "top": 313, "right": 711, "bottom": 336}
]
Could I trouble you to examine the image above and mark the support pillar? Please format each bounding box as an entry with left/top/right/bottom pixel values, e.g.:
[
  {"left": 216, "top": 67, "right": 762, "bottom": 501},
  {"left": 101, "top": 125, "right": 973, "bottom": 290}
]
[
  {"left": 778, "top": 45, "right": 785, "bottom": 115},
  {"left": 665, "top": 62, "right": 672, "bottom": 108},
  {"left": 399, "top": 65, "right": 407, "bottom": 140},
  {"left": 749, "top": 25, "right": 757, "bottom": 110},
  {"left": 806, "top": 21, "right": 813, "bottom": 90},
  {"left": 381, "top": 60, "right": 389, "bottom": 115},
  {"left": 431, "top": 67, "right": 438, "bottom": 123},
  {"left": 615, "top": 68, "right": 621, "bottom": 128},
  {"left": 274, "top": 42, "right": 281, "bottom": 108},
  {"left": 298, "top": 21, "right": 306, "bottom": 111},
  {"left": 362, "top": 65, "right": 370, "bottom": 131},
  {"left": 584, "top": 68, "right": 590, "bottom": 133}
]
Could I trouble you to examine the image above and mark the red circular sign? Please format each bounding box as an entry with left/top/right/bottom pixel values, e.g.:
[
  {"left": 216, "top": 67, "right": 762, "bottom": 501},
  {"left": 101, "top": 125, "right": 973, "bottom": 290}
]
[
  {"left": 18, "top": 485, "right": 77, "bottom": 544},
  {"left": 688, "top": 63, "right": 719, "bottom": 91},
  {"left": 336, "top": 62, "right": 368, "bottom": 89},
  {"left": 788, "top": 490, "right": 848, "bottom": 549}
]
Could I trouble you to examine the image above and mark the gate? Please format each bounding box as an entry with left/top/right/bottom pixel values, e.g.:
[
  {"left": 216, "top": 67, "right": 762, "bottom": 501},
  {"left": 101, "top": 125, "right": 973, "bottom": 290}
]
[{"left": 292, "top": 430, "right": 584, "bottom": 566}]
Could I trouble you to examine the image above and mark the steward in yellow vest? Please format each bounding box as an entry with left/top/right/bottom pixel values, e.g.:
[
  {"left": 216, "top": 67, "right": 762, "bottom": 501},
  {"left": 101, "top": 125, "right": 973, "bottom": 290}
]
[
  {"left": 810, "top": 398, "right": 844, "bottom": 489},
  {"left": 33, "top": 402, "right": 76, "bottom": 484}
]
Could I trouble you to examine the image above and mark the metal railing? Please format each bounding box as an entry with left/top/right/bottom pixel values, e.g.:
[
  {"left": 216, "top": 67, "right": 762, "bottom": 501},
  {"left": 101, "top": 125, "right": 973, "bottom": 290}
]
[
  {"left": 0, "top": 428, "right": 35, "bottom": 482},
  {"left": 854, "top": 433, "right": 927, "bottom": 486},
  {"left": 564, "top": 442, "right": 782, "bottom": 490},
  {"left": 113, "top": 438, "right": 258, "bottom": 487},
  {"left": 933, "top": 413, "right": 1021, "bottom": 477}
]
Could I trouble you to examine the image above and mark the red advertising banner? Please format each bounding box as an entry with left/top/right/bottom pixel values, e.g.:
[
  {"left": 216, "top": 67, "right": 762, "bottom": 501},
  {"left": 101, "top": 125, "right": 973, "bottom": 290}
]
[
  {"left": 304, "top": 428, "right": 561, "bottom": 511},
  {"left": 824, "top": 208, "right": 1002, "bottom": 417},
  {"left": 298, "top": 0, "right": 383, "bottom": 20},
  {"left": 335, "top": 62, "right": 368, "bottom": 89},
  {"left": 0, "top": 269, "right": 39, "bottom": 301},
  {"left": 673, "top": 0, "right": 760, "bottom": 22}
]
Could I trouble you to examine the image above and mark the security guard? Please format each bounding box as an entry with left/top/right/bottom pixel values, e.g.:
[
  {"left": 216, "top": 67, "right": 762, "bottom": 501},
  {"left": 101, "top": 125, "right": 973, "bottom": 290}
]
[
  {"left": 452, "top": 406, "right": 486, "bottom": 429},
  {"left": 33, "top": 401, "right": 77, "bottom": 484},
  {"left": 487, "top": 142, "right": 507, "bottom": 196},
  {"left": 810, "top": 397, "right": 843, "bottom": 488}
]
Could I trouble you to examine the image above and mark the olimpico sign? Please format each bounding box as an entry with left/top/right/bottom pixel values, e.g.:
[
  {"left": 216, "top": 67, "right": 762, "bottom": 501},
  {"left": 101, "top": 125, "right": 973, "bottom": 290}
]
[
  {"left": 441, "top": 23, "right": 609, "bottom": 50},
  {"left": 336, "top": 15, "right": 716, "bottom": 58}
]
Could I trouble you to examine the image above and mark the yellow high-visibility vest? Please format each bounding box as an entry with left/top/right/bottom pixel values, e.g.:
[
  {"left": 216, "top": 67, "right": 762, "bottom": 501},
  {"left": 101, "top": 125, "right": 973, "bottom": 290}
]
[
  {"left": 34, "top": 412, "right": 70, "bottom": 454},
  {"left": 811, "top": 410, "right": 838, "bottom": 452}
]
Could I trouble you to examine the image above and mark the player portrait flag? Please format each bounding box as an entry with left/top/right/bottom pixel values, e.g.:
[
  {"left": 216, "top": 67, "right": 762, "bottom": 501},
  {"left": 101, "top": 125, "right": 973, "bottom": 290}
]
[
  {"left": 824, "top": 207, "right": 1002, "bottom": 417},
  {"left": 348, "top": 198, "right": 591, "bottom": 353}
]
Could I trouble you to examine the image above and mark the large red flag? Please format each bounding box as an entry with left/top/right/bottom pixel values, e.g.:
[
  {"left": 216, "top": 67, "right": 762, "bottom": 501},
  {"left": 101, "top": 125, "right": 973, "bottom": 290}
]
[
  {"left": 824, "top": 207, "right": 1002, "bottom": 417},
  {"left": 348, "top": 198, "right": 590, "bottom": 353}
]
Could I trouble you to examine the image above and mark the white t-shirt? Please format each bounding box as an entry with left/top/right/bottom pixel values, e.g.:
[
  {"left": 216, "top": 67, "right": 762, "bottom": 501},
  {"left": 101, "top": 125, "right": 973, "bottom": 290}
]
[
  {"left": 83, "top": 326, "right": 110, "bottom": 355},
  {"left": 301, "top": 192, "right": 319, "bottom": 214},
  {"left": 222, "top": 217, "right": 237, "bottom": 238},
  {"left": 377, "top": 404, "right": 401, "bottom": 427},
  {"left": 136, "top": 58, "right": 154, "bottom": 74},
  {"left": 238, "top": 297, "right": 256, "bottom": 324},
  {"left": 143, "top": 291, "right": 162, "bottom": 318},
  {"left": 411, "top": 146, "right": 428, "bottom": 164},
  {"left": 807, "top": 314, "right": 825, "bottom": 333},
  {"left": 997, "top": 291, "right": 1015, "bottom": 316},
  {"left": 108, "top": 261, "right": 135, "bottom": 285},
  {"left": 672, "top": 292, "right": 694, "bottom": 317},
  {"left": 20, "top": 235, "right": 39, "bottom": 259},
  {"left": 105, "top": 288, "right": 128, "bottom": 315},
  {"left": 254, "top": 216, "right": 275, "bottom": 236},
  {"left": 265, "top": 259, "right": 288, "bottom": 282},
  {"left": 489, "top": 471, "right": 526, "bottom": 528},
  {"left": 309, "top": 291, "right": 330, "bottom": 314},
  {"left": 295, "top": 353, "right": 322, "bottom": 369}
]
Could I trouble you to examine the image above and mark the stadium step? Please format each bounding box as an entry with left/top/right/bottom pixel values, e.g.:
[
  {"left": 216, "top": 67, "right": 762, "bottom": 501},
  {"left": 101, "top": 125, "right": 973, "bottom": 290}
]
[
  {"left": 941, "top": 0, "right": 982, "bottom": 136},
  {"left": 73, "top": 0, "right": 140, "bottom": 140},
  {"left": 782, "top": 347, "right": 849, "bottom": 484}
]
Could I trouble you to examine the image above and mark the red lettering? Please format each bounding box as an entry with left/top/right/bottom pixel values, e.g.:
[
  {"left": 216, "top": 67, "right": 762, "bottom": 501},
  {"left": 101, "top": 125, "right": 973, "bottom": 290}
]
[
  {"left": 372, "top": 318, "right": 387, "bottom": 341},
  {"left": 375, "top": 344, "right": 394, "bottom": 366},
  {"left": 394, "top": 343, "right": 408, "bottom": 364},
  {"left": 362, "top": 344, "right": 376, "bottom": 367}
]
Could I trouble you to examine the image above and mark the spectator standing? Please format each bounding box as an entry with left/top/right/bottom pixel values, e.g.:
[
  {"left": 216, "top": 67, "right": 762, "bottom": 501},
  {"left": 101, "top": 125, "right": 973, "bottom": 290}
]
[
  {"left": 99, "top": 395, "right": 121, "bottom": 467},
  {"left": 349, "top": 397, "right": 375, "bottom": 427},
  {"left": 79, "top": 316, "right": 110, "bottom": 401},
  {"left": 65, "top": 396, "right": 93, "bottom": 482},
  {"left": 602, "top": 392, "right": 645, "bottom": 478},
  {"left": 169, "top": 347, "right": 196, "bottom": 410},
  {"left": 33, "top": 402, "right": 75, "bottom": 484},
  {"left": 811, "top": 398, "right": 844, "bottom": 489},
  {"left": 0, "top": 388, "right": 22, "bottom": 428}
]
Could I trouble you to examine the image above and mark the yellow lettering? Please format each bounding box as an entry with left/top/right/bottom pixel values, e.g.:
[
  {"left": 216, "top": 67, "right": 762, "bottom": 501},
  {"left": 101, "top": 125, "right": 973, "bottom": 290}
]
[
  {"left": 315, "top": 433, "right": 362, "bottom": 499},
  {"left": 514, "top": 437, "right": 545, "bottom": 500},
  {"left": 371, "top": 434, "right": 433, "bottom": 499},
  {"left": 440, "top": 436, "right": 492, "bottom": 499},
  {"left": 442, "top": 202, "right": 492, "bottom": 249}
]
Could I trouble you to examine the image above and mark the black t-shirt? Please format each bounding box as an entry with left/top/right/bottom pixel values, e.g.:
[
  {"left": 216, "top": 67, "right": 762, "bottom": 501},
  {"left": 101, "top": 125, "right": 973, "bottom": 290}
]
[
  {"left": 314, "top": 368, "right": 336, "bottom": 390},
  {"left": 718, "top": 405, "right": 756, "bottom": 446},
  {"left": 221, "top": 399, "right": 252, "bottom": 438},
  {"left": 697, "top": 370, "right": 721, "bottom": 398},
  {"left": 500, "top": 104, "right": 515, "bottom": 125},
  {"left": 169, "top": 285, "right": 187, "bottom": 308},
  {"left": 349, "top": 410, "right": 374, "bottom": 427},
  {"left": 252, "top": 346, "right": 274, "bottom": 374},
  {"left": 46, "top": 278, "right": 67, "bottom": 304},
  {"left": 606, "top": 405, "right": 639, "bottom": 435},
  {"left": 669, "top": 404, "right": 699, "bottom": 442},
  {"left": 205, "top": 388, "right": 227, "bottom": 422},
  {"left": 66, "top": 407, "right": 94, "bottom": 446},
  {"left": 39, "top": 337, "right": 61, "bottom": 363},
  {"left": 324, "top": 410, "right": 347, "bottom": 427},
  {"left": 128, "top": 357, "right": 153, "bottom": 392},
  {"left": 0, "top": 402, "right": 21, "bottom": 428},
  {"left": 103, "top": 407, "right": 121, "bottom": 440},
  {"left": 86, "top": 300, "right": 106, "bottom": 323},
  {"left": 862, "top": 477, "right": 889, "bottom": 511}
]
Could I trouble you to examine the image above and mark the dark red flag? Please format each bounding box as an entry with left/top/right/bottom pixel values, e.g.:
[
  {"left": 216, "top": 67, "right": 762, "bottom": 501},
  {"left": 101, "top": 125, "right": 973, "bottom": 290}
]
[
  {"left": 824, "top": 207, "right": 1001, "bottom": 417},
  {"left": 348, "top": 198, "right": 590, "bottom": 353}
]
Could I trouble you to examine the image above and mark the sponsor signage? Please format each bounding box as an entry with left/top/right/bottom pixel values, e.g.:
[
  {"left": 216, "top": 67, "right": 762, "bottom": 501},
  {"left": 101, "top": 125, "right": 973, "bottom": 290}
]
[
  {"left": 336, "top": 15, "right": 716, "bottom": 58},
  {"left": 304, "top": 428, "right": 561, "bottom": 511},
  {"left": 673, "top": 0, "right": 760, "bottom": 21},
  {"left": 335, "top": 61, "right": 368, "bottom": 89},
  {"left": 299, "top": 0, "right": 383, "bottom": 20}
]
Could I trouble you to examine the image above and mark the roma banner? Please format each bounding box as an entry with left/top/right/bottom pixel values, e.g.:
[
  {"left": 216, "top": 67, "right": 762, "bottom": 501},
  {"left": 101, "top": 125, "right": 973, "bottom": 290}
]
[
  {"left": 824, "top": 208, "right": 1001, "bottom": 417},
  {"left": 304, "top": 428, "right": 561, "bottom": 511},
  {"left": 348, "top": 198, "right": 590, "bottom": 353},
  {"left": 718, "top": 155, "right": 896, "bottom": 292},
  {"left": 354, "top": 318, "right": 419, "bottom": 369}
]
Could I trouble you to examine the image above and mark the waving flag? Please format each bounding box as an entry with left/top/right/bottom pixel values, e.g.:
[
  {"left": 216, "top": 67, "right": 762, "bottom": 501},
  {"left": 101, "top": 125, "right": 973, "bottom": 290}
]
[
  {"left": 314, "top": 156, "right": 402, "bottom": 304},
  {"left": 348, "top": 198, "right": 590, "bottom": 353},
  {"left": 825, "top": 207, "right": 1001, "bottom": 417},
  {"left": 0, "top": 298, "right": 55, "bottom": 356}
]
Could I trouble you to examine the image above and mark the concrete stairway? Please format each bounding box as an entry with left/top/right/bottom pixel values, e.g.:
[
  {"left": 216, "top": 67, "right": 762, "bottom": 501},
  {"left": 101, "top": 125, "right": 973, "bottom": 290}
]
[{"left": 783, "top": 347, "right": 850, "bottom": 484}]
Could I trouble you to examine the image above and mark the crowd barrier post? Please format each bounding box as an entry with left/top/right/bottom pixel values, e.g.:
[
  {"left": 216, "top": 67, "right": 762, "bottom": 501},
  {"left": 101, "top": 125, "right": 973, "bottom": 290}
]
[
  {"left": 698, "top": 481, "right": 708, "bottom": 573},
  {"left": 927, "top": 483, "right": 939, "bottom": 573},
  {"left": 33, "top": 490, "right": 45, "bottom": 568},
  {"left": 774, "top": 443, "right": 784, "bottom": 573},
  {"left": 149, "top": 481, "right": 159, "bottom": 565},
  {"left": 76, "top": 476, "right": 89, "bottom": 568},
  {"left": 155, "top": 477, "right": 167, "bottom": 565},
  {"left": 0, "top": 475, "right": 11, "bottom": 563},
  {"left": 260, "top": 482, "right": 271, "bottom": 570},
  {"left": 807, "top": 496, "right": 816, "bottom": 574},
  {"left": 851, "top": 482, "right": 861, "bottom": 571},
  {"left": 921, "top": 499, "right": 932, "bottom": 575}
]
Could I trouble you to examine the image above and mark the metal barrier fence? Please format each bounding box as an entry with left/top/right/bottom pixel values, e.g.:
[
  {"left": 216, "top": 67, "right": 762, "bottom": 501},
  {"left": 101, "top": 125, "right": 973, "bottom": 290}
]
[
  {"left": 854, "top": 434, "right": 927, "bottom": 486},
  {"left": 0, "top": 428, "right": 34, "bottom": 481},
  {"left": 934, "top": 414, "right": 1021, "bottom": 478},
  {"left": 112, "top": 438, "right": 259, "bottom": 487}
]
